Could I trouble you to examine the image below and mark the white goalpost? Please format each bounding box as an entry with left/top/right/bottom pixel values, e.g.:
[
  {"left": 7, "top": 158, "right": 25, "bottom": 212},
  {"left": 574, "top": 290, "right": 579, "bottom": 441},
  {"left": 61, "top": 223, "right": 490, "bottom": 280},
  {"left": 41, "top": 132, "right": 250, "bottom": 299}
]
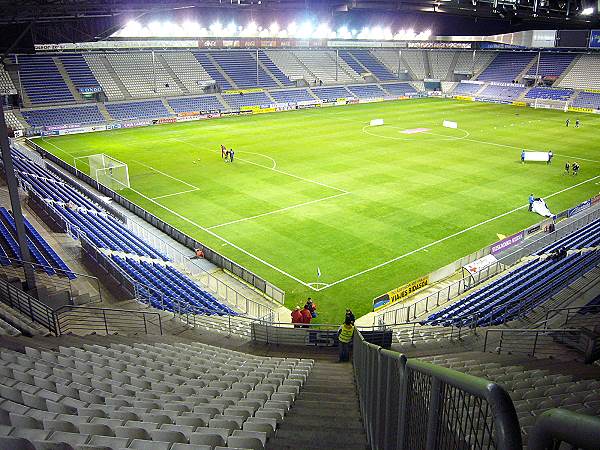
[
  {"left": 532, "top": 98, "right": 569, "bottom": 112},
  {"left": 74, "top": 154, "right": 130, "bottom": 191}
]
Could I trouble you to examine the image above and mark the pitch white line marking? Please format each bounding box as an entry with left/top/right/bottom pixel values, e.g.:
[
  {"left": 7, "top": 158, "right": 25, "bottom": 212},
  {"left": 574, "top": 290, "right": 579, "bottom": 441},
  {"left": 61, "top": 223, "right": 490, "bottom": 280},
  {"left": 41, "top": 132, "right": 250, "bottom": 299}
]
[
  {"left": 152, "top": 188, "right": 200, "bottom": 200},
  {"left": 40, "top": 138, "right": 78, "bottom": 159},
  {"left": 132, "top": 160, "right": 199, "bottom": 189},
  {"left": 208, "top": 192, "right": 350, "bottom": 230},
  {"left": 315, "top": 174, "right": 600, "bottom": 291},
  {"left": 171, "top": 137, "right": 349, "bottom": 194}
]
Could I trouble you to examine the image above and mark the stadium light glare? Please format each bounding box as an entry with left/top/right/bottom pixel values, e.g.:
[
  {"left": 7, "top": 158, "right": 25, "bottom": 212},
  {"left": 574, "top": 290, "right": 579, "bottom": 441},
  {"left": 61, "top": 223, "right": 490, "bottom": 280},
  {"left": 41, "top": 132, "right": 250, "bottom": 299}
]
[
  {"left": 209, "top": 21, "right": 223, "bottom": 35},
  {"left": 287, "top": 21, "right": 298, "bottom": 35},
  {"left": 270, "top": 22, "right": 280, "bottom": 33},
  {"left": 224, "top": 21, "right": 236, "bottom": 35},
  {"left": 582, "top": 7, "right": 594, "bottom": 14},
  {"left": 182, "top": 21, "right": 200, "bottom": 36},
  {"left": 298, "top": 21, "right": 314, "bottom": 38}
]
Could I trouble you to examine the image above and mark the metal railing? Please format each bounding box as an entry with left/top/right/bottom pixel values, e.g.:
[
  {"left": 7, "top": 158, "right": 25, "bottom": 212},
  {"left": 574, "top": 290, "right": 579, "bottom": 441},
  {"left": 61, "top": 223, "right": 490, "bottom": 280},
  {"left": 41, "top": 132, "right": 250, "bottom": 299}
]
[
  {"left": 483, "top": 328, "right": 582, "bottom": 359},
  {"left": 0, "top": 257, "right": 103, "bottom": 305},
  {"left": 542, "top": 304, "right": 600, "bottom": 330},
  {"left": 353, "top": 330, "right": 522, "bottom": 450},
  {"left": 55, "top": 305, "right": 162, "bottom": 336},
  {"left": 528, "top": 409, "right": 600, "bottom": 450},
  {"left": 376, "top": 261, "right": 505, "bottom": 325}
]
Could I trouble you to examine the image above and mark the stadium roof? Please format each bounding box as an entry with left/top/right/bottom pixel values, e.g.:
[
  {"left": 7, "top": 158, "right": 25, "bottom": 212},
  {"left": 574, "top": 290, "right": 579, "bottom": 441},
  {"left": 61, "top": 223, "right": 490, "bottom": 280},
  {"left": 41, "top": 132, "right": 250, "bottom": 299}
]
[{"left": 0, "top": 0, "right": 598, "bottom": 52}]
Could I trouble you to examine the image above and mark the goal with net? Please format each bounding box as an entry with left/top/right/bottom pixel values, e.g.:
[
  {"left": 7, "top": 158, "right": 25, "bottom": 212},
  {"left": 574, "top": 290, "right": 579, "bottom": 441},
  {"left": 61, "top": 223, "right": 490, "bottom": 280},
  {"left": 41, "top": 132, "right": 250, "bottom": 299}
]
[
  {"left": 532, "top": 98, "right": 569, "bottom": 112},
  {"left": 74, "top": 154, "right": 130, "bottom": 191}
]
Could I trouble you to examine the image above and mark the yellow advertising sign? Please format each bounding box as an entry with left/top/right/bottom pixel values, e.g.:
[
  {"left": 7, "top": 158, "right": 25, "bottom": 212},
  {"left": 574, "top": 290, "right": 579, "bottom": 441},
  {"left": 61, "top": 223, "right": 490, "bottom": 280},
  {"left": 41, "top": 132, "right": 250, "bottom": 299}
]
[
  {"left": 568, "top": 106, "right": 594, "bottom": 113},
  {"left": 373, "top": 275, "right": 429, "bottom": 311},
  {"left": 513, "top": 101, "right": 526, "bottom": 107},
  {"left": 454, "top": 96, "right": 474, "bottom": 101},
  {"left": 223, "top": 88, "right": 264, "bottom": 95}
]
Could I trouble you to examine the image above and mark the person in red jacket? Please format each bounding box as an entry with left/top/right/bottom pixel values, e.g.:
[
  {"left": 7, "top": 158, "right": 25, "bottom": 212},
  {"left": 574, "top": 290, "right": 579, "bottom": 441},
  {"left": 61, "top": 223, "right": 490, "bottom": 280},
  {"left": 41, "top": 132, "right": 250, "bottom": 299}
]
[
  {"left": 291, "top": 306, "right": 303, "bottom": 328},
  {"left": 300, "top": 306, "right": 312, "bottom": 328}
]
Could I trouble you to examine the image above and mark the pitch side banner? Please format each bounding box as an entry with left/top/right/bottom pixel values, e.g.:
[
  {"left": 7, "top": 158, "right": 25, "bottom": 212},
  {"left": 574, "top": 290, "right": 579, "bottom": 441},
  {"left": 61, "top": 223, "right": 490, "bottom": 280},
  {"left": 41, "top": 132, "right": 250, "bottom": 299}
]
[
  {"left": 490, "top": 231, "right": 524, "bottom": 256},
  {"left": 373, "top": 276, "right": 429, "bottom": 311}
]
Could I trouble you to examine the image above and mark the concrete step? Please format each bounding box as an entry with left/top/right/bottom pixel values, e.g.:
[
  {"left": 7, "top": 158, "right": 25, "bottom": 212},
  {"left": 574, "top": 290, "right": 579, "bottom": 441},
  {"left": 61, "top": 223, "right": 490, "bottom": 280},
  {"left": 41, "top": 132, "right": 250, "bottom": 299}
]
[
  {"left": 297, "top": 391, "right": 349, "bottom": 402},
  {"left": 281, "top": 415, "right": 363, "bottom": 429},
  {"left": 268, "top": 430, "right": 368, "bottom": 450},
  {"left": 290, "top": 400, "right": 361, "bottom": 418}
]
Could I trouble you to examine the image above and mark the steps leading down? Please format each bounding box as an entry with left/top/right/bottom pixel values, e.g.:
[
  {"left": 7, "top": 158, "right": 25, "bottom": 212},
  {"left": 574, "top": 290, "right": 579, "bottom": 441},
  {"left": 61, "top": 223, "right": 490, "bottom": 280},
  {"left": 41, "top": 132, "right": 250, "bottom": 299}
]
[{"left": 267, "top": 360, "right": 368, "bottom": 450}]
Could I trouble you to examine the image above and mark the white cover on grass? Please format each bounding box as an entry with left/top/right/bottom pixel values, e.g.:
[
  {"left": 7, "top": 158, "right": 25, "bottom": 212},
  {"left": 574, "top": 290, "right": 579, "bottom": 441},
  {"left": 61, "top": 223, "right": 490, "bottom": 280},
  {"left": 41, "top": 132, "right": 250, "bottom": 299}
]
[
  {"left": 370, "top": 119, "right": 384, "bottom": 126},
  {"left": 443, "top": 120, "right": 458, "bottom": 129},
  {"left": 532, "top": 199, "right": 553, "bottom": 217}
]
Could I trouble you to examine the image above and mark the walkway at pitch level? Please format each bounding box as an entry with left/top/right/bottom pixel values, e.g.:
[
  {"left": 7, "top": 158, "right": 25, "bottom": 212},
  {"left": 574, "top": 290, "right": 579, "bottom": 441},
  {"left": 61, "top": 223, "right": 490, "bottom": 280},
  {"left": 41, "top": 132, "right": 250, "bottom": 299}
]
[{"left": 266, "top": 359, "right": 369, "bottom": 450}]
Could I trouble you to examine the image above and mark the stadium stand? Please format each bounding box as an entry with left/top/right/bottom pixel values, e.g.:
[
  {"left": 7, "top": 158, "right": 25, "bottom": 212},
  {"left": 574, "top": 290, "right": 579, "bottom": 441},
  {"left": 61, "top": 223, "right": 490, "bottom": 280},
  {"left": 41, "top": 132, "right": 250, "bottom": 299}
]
[
  {"left": 0, "top": 339, "right": 313, "bottom": 449},
  {"left": 293, "top": 50, "right": 361, "bottom": 84},
  {"left": 310, "top": 86, "right": 352, "bottom": 102},
  {"left": 347, "top": 50, "right": 397, "bottom": 81},
  {"left": 526, "top": 53, "right": 576, "bottom": 79},
  {"left": 264, "top": 50, "right": 314, "bottom": 83},
  {"left": 0, "top": 207, "right": 75, "bottom": 278},
  {"left": 0, "top": 65, "right": 17, "bottom": 95},
  {"left": 572, "top": 91, "right": 600, "bottom": 109},
  {"left": 222, "top": 91, "right": 272, "bottom": 109},
  {"left": 83, "top": 54, "right": 128, "bottom": 100},
  {"left": 105, "top": 100, "right": 172, "bottom": 121},
  {"left": 524, "top": 87, "right": 573, "bottom": 101},
  {"left": 477, "top": 52, "right": 535, "bottom": 83},
  {"left": 423, "top": 218, "right": 600, "bottom": 327},
  {"left": 380, "top": 82, "right": 418, "bottom": 96},
  {"left": 56, "top": 54, "right": 101, "bottom": 92},
  {"left": 370, "top": 49, "right": 407, "bottom": 78},
  {"left": 428, "top": 51, "right": 455, "bottom": 80},
  {"left": 478, "top": 84, "right": 526, "bottom": 100},
  {"left": 17, "top": 55, "right": 74, "bottom": 105},
  {"left": 338, "top": 51, "right": 367, "bottom": 76},
  {"left": 193, "top": 52, "right": 233, "bottom": 90},
  {"left": 257, "top": 51, "right": 294, "bottom": 87},
  {"left": 454, "top": 51, "right": 496, "bottom": 77},
  {"left": 268, "top": 88, "right": 314, "bottom": 103},
  {"left": 160, "top": 51, "right": 215, "bottom": 94},
  {"left": 346, "top": 84, "right": 386, "bottom": 99},
  {"left": 21, "top": 105, "right": 105, "bottom": 128},
  {"left": 210, "top": 51, "right": 278, "bottom": 89},
  {"left": 400, "top": 50, "right": 427, "bottom": 80},
  {"left": 167, "top": 95, "right": 224, "bottom": 114},
  {"left": 3, "top": 110, "right": 25, "bottom": 130},
  {"left": 451, "top": 82, "right": 483, "bottom": 95},
  {"left": 105, "top": 53, "right": 183, "bottom": 98},
  {"left": 558, "top": 54, "right": 600, "bottom": 90}
]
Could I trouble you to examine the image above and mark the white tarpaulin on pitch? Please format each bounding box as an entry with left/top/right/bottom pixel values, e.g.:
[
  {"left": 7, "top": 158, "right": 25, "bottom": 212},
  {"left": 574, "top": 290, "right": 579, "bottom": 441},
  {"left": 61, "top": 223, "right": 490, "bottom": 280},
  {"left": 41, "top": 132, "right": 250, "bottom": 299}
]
[
  {"left": 463, "top": 254, "right": 498, "bottom": 276},
  {"left": 532, "top": 198, "right": 553, "bottom": 217},
  {"left": 523, "top": 151, "right": 550, "bottom": 162}
]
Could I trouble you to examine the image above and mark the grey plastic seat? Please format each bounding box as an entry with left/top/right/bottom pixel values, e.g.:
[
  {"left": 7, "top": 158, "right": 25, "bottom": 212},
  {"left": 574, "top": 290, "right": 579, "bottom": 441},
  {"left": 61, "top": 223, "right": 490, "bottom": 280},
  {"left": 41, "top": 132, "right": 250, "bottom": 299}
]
[
  {"left": 174, "top": 417, "right": 206, "bottom": 428},
  {"left": 231, "top": 430, "right": 266, "bottom": 447},
  {"left": 79, "top": 423, "right": 115, "bottom": 437},
  {"left": 148, "top": 429, "right": 187, "bottom": 444},
  {"left": 127, "top": 439, "right": 172, "bottom": 450},
  {"left": 30, "top": 441, "right": 74, "bottom": 450},
  {"left": 48, "top": 431, "right": 90, "bottom": 446},
  {"left": 170, "top": 444, "right": 211, "bottom": 450},
  {"left": 10, "top": 413, "right": 44, "bottom": 429},
  {"left": 43, "top": 419, "right": 78, "bottom": 433},
  {"left": 242, "top": 422, "right": 274, "bottom": 438},
  {"left": 87, "top": 434, "right": 129, "bottom": 448},
  {"left": 189, "top": 432, "right": 226, "bottom": 448},
  {"left": 0, "top": 436, "right": 35, "bottom": 450},
  {"left": 114, "top": 426, "right": 152, "bottom": 441}
]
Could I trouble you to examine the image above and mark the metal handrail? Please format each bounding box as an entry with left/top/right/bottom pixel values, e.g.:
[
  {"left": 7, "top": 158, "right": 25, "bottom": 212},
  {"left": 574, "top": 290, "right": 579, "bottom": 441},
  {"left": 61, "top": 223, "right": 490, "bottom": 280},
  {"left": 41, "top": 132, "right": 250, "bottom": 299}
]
[
  {"left": 353, "top": 330, "right": 522, "bottom": 450},
  {"left": 483, "top": 327, "right": 581, "bottom": 357},
  {"left": 528, "top": 409, "right": 600, "bottom": 450}
]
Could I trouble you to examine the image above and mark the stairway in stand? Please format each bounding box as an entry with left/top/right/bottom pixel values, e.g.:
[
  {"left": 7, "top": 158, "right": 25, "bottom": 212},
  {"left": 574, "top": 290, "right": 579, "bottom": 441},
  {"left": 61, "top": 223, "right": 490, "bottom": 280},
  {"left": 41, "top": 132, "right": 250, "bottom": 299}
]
[{"left": 267, "top": 360, "right": 369, "bottom": 450}]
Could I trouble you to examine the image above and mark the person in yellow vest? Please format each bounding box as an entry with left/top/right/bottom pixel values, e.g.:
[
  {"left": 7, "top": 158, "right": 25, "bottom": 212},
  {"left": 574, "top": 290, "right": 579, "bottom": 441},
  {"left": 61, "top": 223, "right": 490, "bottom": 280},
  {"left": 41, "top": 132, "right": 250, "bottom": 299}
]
[{"left": 338, "top": 317, "right": 355, "bottom": 362}]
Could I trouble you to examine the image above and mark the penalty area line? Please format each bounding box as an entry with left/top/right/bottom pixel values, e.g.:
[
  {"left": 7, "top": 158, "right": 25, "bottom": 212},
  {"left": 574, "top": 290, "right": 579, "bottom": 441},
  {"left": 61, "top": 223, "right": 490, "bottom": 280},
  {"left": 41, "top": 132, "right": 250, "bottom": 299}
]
[
  {"left": 151, "top": 188, "right": 200, "bottom": 200},
  {"left": 318, "top": 174, "right": 600, "bottom": 291}
]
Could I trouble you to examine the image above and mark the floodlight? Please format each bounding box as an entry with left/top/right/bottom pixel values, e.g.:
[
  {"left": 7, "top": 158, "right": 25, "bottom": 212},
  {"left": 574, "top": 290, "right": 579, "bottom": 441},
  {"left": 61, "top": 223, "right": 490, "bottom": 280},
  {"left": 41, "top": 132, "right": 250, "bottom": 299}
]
[
  {"left": 225, "top": 21, "right": 237, "bottom": 35},
  {"left": 209, "top": 21, "right": 223, "bottom": 34},
  {"left": 582, "top": 7, "right": 594, "bottom": 14},
  {"left": 270, "top": 22, "right": 280, "bottom": 33},
  {"left": 299, "top": 21, "right": 313, "bottom": 38},
  {"left": 287, "top": 21, "right": 298, "bottom": 35}
]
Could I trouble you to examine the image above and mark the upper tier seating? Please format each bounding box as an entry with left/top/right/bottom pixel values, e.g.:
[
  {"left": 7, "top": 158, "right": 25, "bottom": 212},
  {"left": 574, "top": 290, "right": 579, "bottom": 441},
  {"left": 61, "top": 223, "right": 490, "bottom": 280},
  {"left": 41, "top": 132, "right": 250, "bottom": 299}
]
[
  {"left": 17, "top": 55, "right": 74, "bottom": 105},
  {"left": 21, "top": 106, "right": 105, "bottom": 128},
  {"left": 160, "top": 51, "right": 214, "bottom": 94},
  {"left": 105, "top": 100, "right": 172, "bottom": 121},
  {"left": 428, "top": 51, "right": 455, "bottom": 80},
  {"left": 293, "top": 50, "right": 361, "bottom": 84},
  {"left": 4, "top": 111, "right": 25, "bottom": 130},
  {"left": 83, "top": 54, "right": 127, "bottom": 100},
  {"left": 193, "top": 52, "right": 233, "bottom": 90},
  {"left": 526, "top": 53, "right": 576, "bottom": 79},
  {"left": 453, "top": 51, "right": 495, "bottom": 76},
  {"left": 0, "top": 207, "right": 75, "bottom": 278},
  {"left": 210, "top": 51, "right": 278, "bottom": 89},
  {"left": 452, "top": 82, "right": 483, "bottom": 95},
  {"left": 57, "top": 54, "right": 100, "bottom": 92},
  {"left": 264, "top": 50, "right": 314, "bottom": 82},
  {"left": 257, "top": 51, "right": 293, "bottom": 87},
  {"left": 477, "top": 52, "right": 535, "bottom": 83},
  {"left": 478, "top": 84, "right": 526, "bottom": 100},
  {"left": 380, "top": 82, "right": 418, "bottom": 96},
  {"left": 105, "top": 53, "right": 183, "bottom": 98},
  {"left": 558, "top": 54, "right": 600, "bottom": 90},
  {"left": 400, "top": 50, "right": 427, "bottom": 80},
  {"left": 0, "top": 65, "right": 17, "bottom": 95},
  {"left": 0, "top": 340, "right": 313, "bottom": 450},
  {"left": 423, "top": 219, "right": 600, "bottom": 327},
  {"left": 268, "top": 89, "right": 314, "bottom": 104},
  {"left": 347, "top": 84, "right": 386, "bottom": 99},
  {"left": 11, "top": 148, "right": 236, "bottom": 317},
  {"left": 310, "top": 86, "right": 352, "bottom": 102},
  {"left": 342, "top": 50, "right": 397, "bottom": 81},
  {"left": 524, "top": 87, "right": 573, "bottom": 101},
  {"left": 222, "top": 92, "right": 272, "bottom": 110},
  {"left": 370, "top": 50, "right": 408, "bottom": 78},
  {"left": 167, "top": 96, "right": 224, "bottom": 114},
  {"left": 572, "top": 91, "right": 600, "bottom": 110}
]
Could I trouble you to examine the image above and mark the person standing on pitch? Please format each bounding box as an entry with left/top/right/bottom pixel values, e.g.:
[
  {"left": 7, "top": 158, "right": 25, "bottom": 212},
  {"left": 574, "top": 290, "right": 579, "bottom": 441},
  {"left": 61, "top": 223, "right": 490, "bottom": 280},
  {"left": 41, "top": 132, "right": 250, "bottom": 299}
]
[
  {"left": 229, "top": 149, "right": 235, "bottom": 163},
  {"left": 547, "top": 150, "right": 553, "bottom": 165},
  {"left": 572, "top": 162, "right": 580, "bottom": 176},
  {"left": 521, "top": 149, "right": 526, "bottom": 164},
  {"left": 575, "top": 119, "right": 580, "bottom": 128},
  {"left": 529, "top": 193, "right": 535, "bottom": 212},
  {"left": 337, "top": 317, "right": 355, "bottom": 362},
  {"left": 566, "top": 118, "right": 570, "bottom": 127}
]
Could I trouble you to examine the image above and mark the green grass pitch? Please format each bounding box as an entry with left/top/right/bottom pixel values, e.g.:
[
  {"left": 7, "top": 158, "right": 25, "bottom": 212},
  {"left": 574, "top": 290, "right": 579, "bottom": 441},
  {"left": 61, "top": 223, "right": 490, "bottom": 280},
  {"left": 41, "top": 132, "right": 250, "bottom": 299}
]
[{"left": 36, "top": 98, "right": 600, "bottom": 324}]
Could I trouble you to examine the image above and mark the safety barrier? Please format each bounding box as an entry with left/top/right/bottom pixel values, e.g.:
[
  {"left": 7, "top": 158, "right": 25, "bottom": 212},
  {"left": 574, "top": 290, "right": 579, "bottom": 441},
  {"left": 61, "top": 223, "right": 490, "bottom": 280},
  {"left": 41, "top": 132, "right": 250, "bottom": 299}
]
[
  {"left": 528, "top": 409, "right": 600, "bottom": 450},
  {"left": 353, "top": 330, "right": 522, "bottom": 450}
]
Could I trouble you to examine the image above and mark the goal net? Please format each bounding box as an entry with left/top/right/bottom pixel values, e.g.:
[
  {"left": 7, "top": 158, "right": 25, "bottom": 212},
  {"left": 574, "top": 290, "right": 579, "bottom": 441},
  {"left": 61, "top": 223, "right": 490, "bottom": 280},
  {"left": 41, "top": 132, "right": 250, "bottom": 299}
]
[
  {"left": 74, "top": 154, "right": 130, "bottom": 191},
  {"left": 532, "top": 98, "right": 569, "bottom": 112}
]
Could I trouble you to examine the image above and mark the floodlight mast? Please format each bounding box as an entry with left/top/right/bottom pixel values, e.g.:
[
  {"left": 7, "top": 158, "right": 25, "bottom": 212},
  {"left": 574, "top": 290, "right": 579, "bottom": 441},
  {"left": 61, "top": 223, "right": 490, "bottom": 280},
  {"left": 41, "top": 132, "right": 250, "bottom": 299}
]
[{"left": 0, "top": 102, "right": 36, "bottom": 291}]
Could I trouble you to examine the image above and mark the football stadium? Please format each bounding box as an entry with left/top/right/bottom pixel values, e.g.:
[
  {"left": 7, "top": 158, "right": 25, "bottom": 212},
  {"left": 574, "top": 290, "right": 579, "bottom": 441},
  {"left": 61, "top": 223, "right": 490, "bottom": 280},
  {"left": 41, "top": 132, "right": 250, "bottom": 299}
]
[{"left": 0, "top": 0, "right": 599, "bottom": 448}]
